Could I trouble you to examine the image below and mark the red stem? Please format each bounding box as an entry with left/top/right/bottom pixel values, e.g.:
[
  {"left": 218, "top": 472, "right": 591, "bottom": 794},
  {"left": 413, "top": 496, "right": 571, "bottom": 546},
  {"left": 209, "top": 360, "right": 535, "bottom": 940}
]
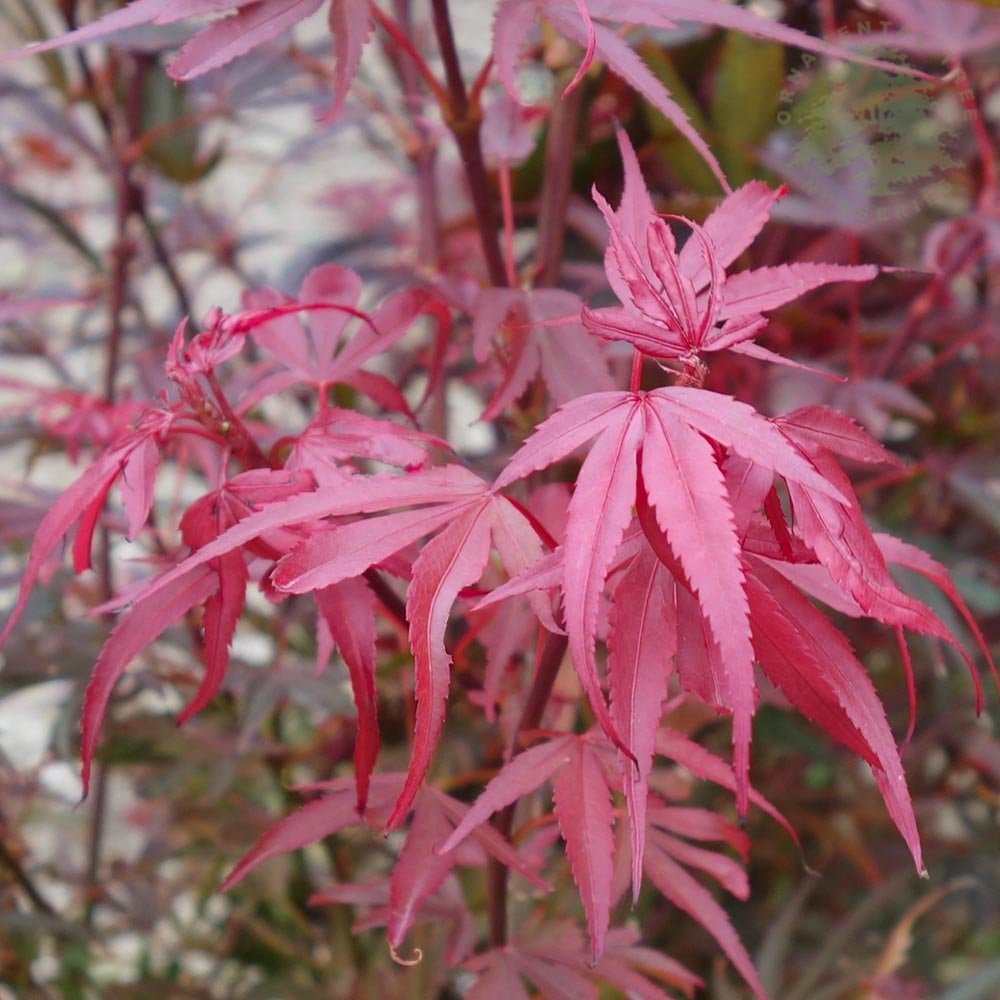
[
  {"left": 370, "top": 4, "right": 450, "bottom": 107},
  {"left": 385, "top": 0, "right": 442, "bottom": 270},
  {"left": 951, "top": 59, "right": 997, "bottom": 211},
  {"left": 486, "top": 633, "right": 569, "bottom": 947},
  {"left": 534, "top": 68, "right": 584, "bottom": 287},
  {"left": 498, "top": 161, "right": 518, "bottom": 287},
  {"left": 430, "top": 0, "right": 508, "bottom": 287},
  {"left": 630, "top": 351, "right": 644, "bottom": 393}
]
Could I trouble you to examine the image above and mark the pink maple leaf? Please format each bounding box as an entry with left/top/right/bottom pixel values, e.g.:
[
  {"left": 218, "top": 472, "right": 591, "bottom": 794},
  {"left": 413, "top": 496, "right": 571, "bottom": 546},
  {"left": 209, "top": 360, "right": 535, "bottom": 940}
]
[
  {"left": 7, "top": 0, "right": 372, "bottom": 118},
  {"left": 220, "top": 773, "right": 543, "bottom": 963},
  {"left": 848, "top": 0, "right": 1000, "bottom": 59},
  {"left": 494, "top": 385, "right": 845, "bottom": 814},
  {"left": 473, "top": 287, "right": 614, "bottom": 420},
  {"left": 582, "top": 130, "right": 878, "bottom": 370},
  {"left": 438, "top": 728, "right": 780, "bottom": 985},
  {"left": 0, "top": 408, "right": 174, "bottom": 652},
  {"left": 94, "top": 465, "right": 549, "bottom": 828},
  {"left": 239, "top": 264, "right": 449, "bottom": 417}
]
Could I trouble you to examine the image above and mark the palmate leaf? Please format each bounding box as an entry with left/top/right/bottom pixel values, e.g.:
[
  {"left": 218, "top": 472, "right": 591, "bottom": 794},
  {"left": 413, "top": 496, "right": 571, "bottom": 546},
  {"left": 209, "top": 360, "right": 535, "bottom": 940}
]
[
  {"left": 584, "top": 130, "right": 878, "bottom": 364},
  {"left": 240, "top": 267, "right": 449, "bottom": 415},
  {"left": 6, "top": 0, "right": 374, "bottom": 116},
  {"left": 607, "top": 547, "right": 676, "bottom": 903},
  {"left": 314, "top": 578, "right": 380, "bottom": 811},
  {"left": 747, "top": 560, "right": 923, "bottom": 871},
  {"left": 0, "top": 413, "right": 171, "bottom": 649},
  {"left": 260, "top": 473, "right": 550, "bottom": 829},
  {"left": 438, "top": 733, "right": 614, "bottom": 963},
  {"left": 468, "top": 922, "right": 702, "bottom": 1000},
  {"left": 81, "top": 567, "right": 218, "bottom": 794},
  {"left": 85, "top": 465, "right": 530, "bottom": 827},
  {"left": 473, "top": 288, "right": 614, "bottom": 420},
  {"left": 496, "top": 385, "right": 845, "bottom": 811},
  {"left": 439, "top": 730, "right": 771, "bottom": 983},
  {"left": 222, "top": 778, "right": 543, "bottom": 959}
]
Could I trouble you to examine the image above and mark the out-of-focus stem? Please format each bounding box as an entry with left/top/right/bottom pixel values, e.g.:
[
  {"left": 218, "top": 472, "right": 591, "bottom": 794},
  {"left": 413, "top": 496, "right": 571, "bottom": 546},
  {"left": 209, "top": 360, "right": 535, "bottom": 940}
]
[
  {"left": 534, "top": 70, "right": 584, "bottom": 287},
  {"left": 873, "top": 224, "right": 986, "bottom": 378},
  {"left": 0, "top": 837, "right": 57, "bottom": 917},
  {"left": 630, "top": 351, "right": 644, "bottom": 393},
  {"left": 499, "top": 161, "right": 518, "bottom": 287},
  {"left": 486, "top": 632, "right": 568, "bottom": 948},
  {"left": 64, "top": 6, "right": 192, "bottom": 319},
  {"left": 386, "top": 0, "right": 442, "bottom": 270},
  {"left": 951, "top": 60, "right": 997, "bottom": 211},
  {"left": 89, "top": 42, "right": 144, "bottom": 929},
  {"left": 430, "top": 0, "right": 508, "bottom": 287}
]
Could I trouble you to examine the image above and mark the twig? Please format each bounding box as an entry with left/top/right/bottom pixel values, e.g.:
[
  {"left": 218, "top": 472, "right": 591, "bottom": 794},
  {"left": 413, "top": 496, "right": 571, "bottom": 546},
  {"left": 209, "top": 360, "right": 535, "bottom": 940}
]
[
  {"left": 486, "top": 632, "right": 568, "bottom": 947},
  {"left": 0, "top": 837, "right": 58, "bottom": 917},
  {"left": 63, "top": 8, "right": 193, "bottom": 320},
  {"left": 364, "top": 569, "right": 409, "bottom": 630},
  {"left": 534, "top": 70, "right": 584, "bottom": 287},
  {"left": 430, "top": 0, "right": 508, "bottom": 287},
  {"left": 385, "top": 0, "right": 442, "bottom": 270}
]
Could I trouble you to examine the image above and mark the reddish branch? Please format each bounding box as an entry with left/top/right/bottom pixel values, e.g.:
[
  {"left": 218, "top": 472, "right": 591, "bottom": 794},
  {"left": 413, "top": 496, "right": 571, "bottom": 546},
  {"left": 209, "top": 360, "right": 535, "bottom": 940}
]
[
  {"left": 430, "top": 0, "right": 508, "bottom": 288},
  {"left": 486, "top": 632, "right": 569, "bottom": 947}
]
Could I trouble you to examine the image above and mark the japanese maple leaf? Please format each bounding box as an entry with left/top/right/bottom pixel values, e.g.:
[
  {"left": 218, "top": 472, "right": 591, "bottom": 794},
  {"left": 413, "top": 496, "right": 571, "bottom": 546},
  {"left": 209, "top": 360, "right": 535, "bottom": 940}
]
[
  {"left": 238, "top": 264, "right": 449, "bottom": 417},
  {"left": 0, "top": 407, "right": 173, "bottom": 651},
  {"left": 493, "top": 0, "right": 936, "bottom": 190},
  {"left": 848, "top": 0, "right": 1000, "bottom": 58},
  {"left": 582, "top": 129, "right": 878, "bottom": 369},
  {"left": 78, "top": 468, "right": 315, "bottom": 794},
  {"left": 438, "top": 729, "right": 774, "bottom": 987},
  {"left": 267, "top": 468, "right": 551, "bottom": 829},
  {"left": 632, "top": 795, "right": 765, "bottom": 1000},
  {"left": 8, "top": 0, "right": 372, "bottom": 119},
  {"left": 284, "top": 407, "right": 448, "bottom": 485},
  {"left": 473, "top": 288, "right": 614, "bottom": 420},
  {"left": 465, "top": 923, "right": 702, "bottom": 1000},
  {"left": 494, "top": 385, "right": 847, "bottom": 815},
  {"left": 219, "top": 773, "right": 544, "bottom": 961},
  {"left": 438, "top": 733, "right": 614, "bottom": 963},
  {"left": 239, "top": 264, "right": 451, "bottom": 414},
  {"left": 93, "top": 465, "right": 549, "bottom": 828}
]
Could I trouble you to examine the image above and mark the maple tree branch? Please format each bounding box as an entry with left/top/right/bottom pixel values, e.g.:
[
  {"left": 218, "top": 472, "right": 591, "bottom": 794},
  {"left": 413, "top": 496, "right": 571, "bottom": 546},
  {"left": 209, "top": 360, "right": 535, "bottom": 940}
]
[
  {"left": 430, "top": 0, "right": 508, "bottom": 287},
  {"left": 136, "top": 192, "right": 195, "bottom": 320},
  {"left": 89, "top": 41, "right": 145, "bottom": 928},
  {"left": 486, "top": 632, "right": 569, "bottom": 948},
  {"left": 534, "top": 69, "right": 584, "bottom": 287},
  {"left": 0, "top": 836, "right": 58, "bottom": 917},
  {"left": 383, "top": 0, "right": 442, "bottom": 270},
  {"left": 371, "top": 3, "right": 450, "bottom": 107},
  {"left": 63, "top": 6, "right": 192, "bottom": 320},
  {"left": 873, "top": 226, "right": 987, "bottom": 379},
  {"left": 364, "top": 568, "right": 409, "bottom": 629},
  {"left": 951, "top": 60, "right": 998, "bottom": 211}
]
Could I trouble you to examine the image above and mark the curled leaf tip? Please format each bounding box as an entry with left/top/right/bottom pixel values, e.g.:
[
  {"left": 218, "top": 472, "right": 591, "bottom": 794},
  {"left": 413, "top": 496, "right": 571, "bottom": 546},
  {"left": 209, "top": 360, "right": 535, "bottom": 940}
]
[{"left": 389, "top": 943, "right": 423, "bottom": 966}]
